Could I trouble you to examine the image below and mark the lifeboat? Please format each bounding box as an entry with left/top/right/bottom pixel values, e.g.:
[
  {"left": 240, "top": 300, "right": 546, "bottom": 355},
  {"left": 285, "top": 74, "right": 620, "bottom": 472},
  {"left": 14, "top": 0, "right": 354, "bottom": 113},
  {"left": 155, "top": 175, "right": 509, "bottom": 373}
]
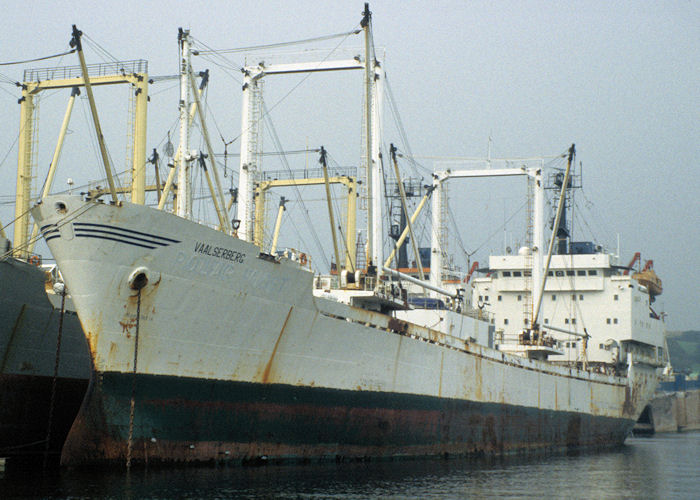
[{"left": 633, "top": 268, "right": 662, "bottom": 297}]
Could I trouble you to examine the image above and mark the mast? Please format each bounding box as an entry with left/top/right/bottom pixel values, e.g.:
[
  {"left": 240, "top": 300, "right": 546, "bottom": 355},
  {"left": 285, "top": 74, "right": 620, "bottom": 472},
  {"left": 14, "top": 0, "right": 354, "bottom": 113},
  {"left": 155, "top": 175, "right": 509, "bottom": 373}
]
[
  {"left": 270, "top": 197, "right": 286, "bottom": 255},
  {"left": 176, "top": 28, "right": 192, "bottom": 219},
  {"left": 361, "top": 3, "right": 374, "bottom": 270},
  {"left": 389, "top": 144, "right": 424, "bottom": 280},
  {"left": 361, "top": 3, "right": 384, "bottom": 283},
  {"left": 237, "top": 67, "right": 264, "bottom": 243},
  {"left": 372, "top": 57, "right": 384, "bottom": 280},
  {"left": 320, "top": 146, "right": 342, "bottom": 272},
  {"left": 27, "top": 87, "right": 80, "bottom": 254},
  {"left": 383, "top": 184, "right": 434, "bottom": 270},
  {"left": 430, "top": 178, "right": 443, "bottom": 290},
  {"left": 69, "top": 25, "right": 118, "bottom": 204},
  {"left": 532, "top": 144, "right": 575, "bottom": 330},
  {"left": 157, "top": 82, "right": 205, "bottom": 211},
  {"left": 12, "top": 87, "right": 34, "bottom": 258},
  {"left": 130, "top": 70, "right": 149, "bottom": 205},
  {"left": 189, "top": 69, "right": 231, "bottom": 232}
]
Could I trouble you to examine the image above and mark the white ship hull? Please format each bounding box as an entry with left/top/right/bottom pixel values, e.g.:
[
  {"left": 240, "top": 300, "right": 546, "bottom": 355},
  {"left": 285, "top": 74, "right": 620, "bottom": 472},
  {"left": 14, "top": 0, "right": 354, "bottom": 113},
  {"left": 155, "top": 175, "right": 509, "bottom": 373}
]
[{"left": 32, "top": 196, "right": 660, "bottom": 466}]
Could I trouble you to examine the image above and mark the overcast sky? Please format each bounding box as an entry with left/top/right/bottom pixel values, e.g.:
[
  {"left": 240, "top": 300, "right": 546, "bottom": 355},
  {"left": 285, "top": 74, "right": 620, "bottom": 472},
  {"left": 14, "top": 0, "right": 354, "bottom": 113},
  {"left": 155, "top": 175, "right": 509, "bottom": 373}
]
[{"left": 0, "top": 1, "right": 697, "bottom": 331}]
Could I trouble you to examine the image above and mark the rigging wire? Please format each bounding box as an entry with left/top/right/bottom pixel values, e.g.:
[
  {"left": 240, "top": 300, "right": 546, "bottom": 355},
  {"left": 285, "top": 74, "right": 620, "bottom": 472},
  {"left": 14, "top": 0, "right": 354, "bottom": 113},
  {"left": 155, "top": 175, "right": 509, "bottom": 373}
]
[
  {"left": 193, "top": 51, "right": 243, "bottom": 85},
  {"left": 461, "top": 199, "right": 528, "bottom": 259},
  {"left": 213, "top": 148, "right": 320, "bottom": 157},
  {"left": 252, "top": 30, "right": 361, "bottom": 135},
  {"left": 82, "top": 33, "right": 120, "bottom": 63},
  {"left": 0, "top": 84, "right": 17, "bottom": 98},
  {"left": 193, "top": 24, "right": 360, "bottom": 147},
  {"left": 577, "top": 187, "right": 616, "bottom": 251},
  {"left": 191, "top": 25, "right": 363, "bottom": 267},
  {"left": 0, "top": 121, "right": 21, "bottom": 171},
  {"left": 76, "top": 95, "right": 125, "bottom": 194},
  {"left": 384, "top": 77, "right": 427, "bottom": 179},
  {"left": 149, "top": 81, "right": 180, "bottom": 98},
  {"left": 196, "top": 30, "right": 362, "bottom": 55},
  {"left": 573, "top": 199, "right": 607, "bottom": 250},
  {"left": 261, "top": 103, "right": 329, "bottom": 269},
  {"left": 0, "top": 71, "right": 18, "bottom": 85},
  {"left": 0, "top": 49, "right": 77, "bottom": 67},
  {"left": 447, "top": 204, "right": 476, "bottom": 259}
]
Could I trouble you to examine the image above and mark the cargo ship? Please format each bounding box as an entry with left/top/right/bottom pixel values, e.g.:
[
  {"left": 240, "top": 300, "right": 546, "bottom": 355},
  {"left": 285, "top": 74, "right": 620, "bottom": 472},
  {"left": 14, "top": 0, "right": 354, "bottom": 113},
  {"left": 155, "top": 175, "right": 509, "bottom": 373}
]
[
  {"left": 0, "top": 247, "right": 90, "bottom": 465},
  {"left": 32, "top": 7, "right": 663, "bottom": 467}
]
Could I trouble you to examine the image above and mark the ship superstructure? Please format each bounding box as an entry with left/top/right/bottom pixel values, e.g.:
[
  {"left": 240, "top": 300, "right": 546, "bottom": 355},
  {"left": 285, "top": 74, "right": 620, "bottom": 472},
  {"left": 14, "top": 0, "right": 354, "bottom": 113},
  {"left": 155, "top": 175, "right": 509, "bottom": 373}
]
[
  {"left": 474, "top": 248, "right": 666, "bottom": 370},
  {"left": 471, "top": 154, "right": 666, "bottom": 372}
]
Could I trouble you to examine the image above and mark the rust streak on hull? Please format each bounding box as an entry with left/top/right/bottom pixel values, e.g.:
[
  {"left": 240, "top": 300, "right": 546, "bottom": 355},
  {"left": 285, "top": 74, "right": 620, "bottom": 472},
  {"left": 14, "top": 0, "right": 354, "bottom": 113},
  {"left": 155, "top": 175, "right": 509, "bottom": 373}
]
[{"left": 261, "top": 306, "right": 294, "bottom": 384}]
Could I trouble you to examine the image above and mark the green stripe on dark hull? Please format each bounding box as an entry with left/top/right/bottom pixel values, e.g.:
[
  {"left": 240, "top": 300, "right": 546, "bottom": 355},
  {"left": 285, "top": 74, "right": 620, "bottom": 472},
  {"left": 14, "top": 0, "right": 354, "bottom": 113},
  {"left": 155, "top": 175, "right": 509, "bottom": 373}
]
[{"left": 61, "top": 371, "right": 634, "bottom": 466}]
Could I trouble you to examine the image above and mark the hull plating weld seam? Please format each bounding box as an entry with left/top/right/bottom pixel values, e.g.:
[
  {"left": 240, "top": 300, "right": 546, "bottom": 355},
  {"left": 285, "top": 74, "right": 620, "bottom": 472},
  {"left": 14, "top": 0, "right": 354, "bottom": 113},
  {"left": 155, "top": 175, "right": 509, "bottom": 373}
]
[{"left": 320, "top": 311, "right": 625, "bottom": 387}]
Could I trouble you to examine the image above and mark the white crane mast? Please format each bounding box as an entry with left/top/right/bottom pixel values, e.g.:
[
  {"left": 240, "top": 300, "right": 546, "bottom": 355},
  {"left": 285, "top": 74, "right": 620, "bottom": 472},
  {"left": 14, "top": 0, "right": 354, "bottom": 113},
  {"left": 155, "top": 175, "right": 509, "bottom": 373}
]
[
  {"left": 177, "top": 29, "right": 193, "bottom": 219},
  {"left": 430, "top": 166, "right": 545, "bottom": 309},
  {"left": 237, "top": 69, "right": 260, "bottom": 241},
  {"left": 370, "top": 62, "right": 384, "bottom": 276}
]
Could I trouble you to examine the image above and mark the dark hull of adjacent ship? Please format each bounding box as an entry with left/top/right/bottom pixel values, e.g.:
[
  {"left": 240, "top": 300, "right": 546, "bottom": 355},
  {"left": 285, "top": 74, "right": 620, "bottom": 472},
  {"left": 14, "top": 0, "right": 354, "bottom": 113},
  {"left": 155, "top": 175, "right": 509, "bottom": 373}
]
[{"left": 0, "top": 258, "right": 90, "bottom": 464}]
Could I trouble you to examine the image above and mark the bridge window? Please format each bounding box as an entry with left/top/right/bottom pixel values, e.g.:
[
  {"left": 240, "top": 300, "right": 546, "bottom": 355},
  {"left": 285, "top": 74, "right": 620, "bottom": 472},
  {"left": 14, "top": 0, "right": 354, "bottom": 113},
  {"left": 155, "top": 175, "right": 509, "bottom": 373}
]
[
  {"left": 606, "top": 318, "right": 611, "bottom": 324},
  {"left": 614, "top": 294, "right": 619, "bottom": 301},
  {"left": 566, "top": 270, "right": 575, "bottom": 276},
  {"left": 588, "top": 270, "right": 598, "bottom": 276},
  {"left": 498, "top": 295, "right": 502, "bottom": 301},
  {"left": 513, "top": 271, "right": 522, "bottom": 277},
  {"left": 517, "top": 295, "right": 522, "bottom": 301},
  {"left": 552, "top": 294, "right": 556, "bottom": 301},
  {"left": 504, "top": 318, "right": 509, "bottom": 325},
  {"left": 502, "top": 271, "right": 511, "bottom": 277},
  {"left": 577, "top": 270, "right": 586, "bottom": 276}
]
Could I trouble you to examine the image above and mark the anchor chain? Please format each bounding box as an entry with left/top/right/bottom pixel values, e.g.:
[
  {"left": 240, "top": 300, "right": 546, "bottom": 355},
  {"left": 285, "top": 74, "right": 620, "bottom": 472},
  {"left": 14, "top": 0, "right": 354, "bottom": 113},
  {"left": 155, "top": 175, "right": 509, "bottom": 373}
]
[
  {"left": 126, "top": 288, "right": 141, "bottom": 469},
  {"left": 43, "top": 285, "right": 66, "bottom": 469}
]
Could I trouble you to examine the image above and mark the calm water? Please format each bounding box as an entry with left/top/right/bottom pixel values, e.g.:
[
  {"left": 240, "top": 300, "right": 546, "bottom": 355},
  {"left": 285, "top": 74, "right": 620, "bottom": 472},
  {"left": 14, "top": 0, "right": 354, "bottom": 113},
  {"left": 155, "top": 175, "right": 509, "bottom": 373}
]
[{"left": 2, "top": 432, "right": 698, "bottom": 499}]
